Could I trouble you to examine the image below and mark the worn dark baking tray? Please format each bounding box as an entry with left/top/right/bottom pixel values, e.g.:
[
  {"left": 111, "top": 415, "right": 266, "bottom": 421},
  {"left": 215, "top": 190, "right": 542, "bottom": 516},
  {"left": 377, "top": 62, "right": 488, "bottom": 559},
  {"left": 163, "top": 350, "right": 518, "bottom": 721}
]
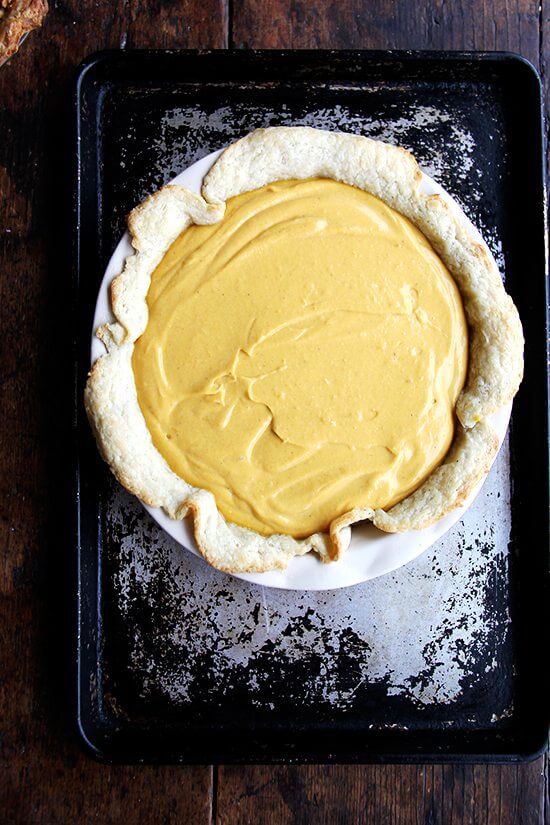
[{"left": 75, "top": 50, "right": 549, "bottom": 763}]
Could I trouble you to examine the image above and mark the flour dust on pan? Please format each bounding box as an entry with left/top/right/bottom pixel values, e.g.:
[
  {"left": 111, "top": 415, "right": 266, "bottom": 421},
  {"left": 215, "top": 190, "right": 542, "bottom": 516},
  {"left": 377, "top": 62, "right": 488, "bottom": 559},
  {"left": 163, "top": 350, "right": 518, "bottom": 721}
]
[
  {"left": 97, "top": 92, "right": 514, "bottom": 725},
  {"left": 105, "top": 436, "right": 512, "bottom": 719}
]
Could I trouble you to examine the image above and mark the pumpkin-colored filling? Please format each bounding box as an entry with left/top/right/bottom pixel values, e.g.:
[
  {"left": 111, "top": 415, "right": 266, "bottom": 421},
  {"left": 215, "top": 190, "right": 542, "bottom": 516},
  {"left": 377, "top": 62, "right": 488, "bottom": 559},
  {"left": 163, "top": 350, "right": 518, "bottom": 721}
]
[{"left": 133, "top": 179, "right": 468, "bottom": 538}]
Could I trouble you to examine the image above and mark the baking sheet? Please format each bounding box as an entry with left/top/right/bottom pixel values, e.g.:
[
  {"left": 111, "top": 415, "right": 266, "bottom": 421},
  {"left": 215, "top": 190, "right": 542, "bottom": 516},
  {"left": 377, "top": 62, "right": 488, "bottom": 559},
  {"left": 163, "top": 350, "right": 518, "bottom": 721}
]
[{"left": 75, "top": 50, "right": 549, "bottom": 762}]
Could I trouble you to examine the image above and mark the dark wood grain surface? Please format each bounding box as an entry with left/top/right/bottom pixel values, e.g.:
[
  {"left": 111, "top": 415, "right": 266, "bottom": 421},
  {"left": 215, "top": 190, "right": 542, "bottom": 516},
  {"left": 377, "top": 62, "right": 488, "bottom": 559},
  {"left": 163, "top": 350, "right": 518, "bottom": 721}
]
[{"left": 0, "top": 1, "right": 547, "bottom": 822}]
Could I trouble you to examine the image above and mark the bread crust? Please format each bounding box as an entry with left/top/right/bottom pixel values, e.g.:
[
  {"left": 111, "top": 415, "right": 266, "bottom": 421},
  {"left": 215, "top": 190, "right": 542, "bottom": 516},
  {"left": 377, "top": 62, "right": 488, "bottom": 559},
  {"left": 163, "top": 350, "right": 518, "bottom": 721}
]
[
  {"left": 0, "top": 0, "right": 48, "bottom": 66},
  {"left": 85, "top": 127, "right": 523, "bottom": 573}
]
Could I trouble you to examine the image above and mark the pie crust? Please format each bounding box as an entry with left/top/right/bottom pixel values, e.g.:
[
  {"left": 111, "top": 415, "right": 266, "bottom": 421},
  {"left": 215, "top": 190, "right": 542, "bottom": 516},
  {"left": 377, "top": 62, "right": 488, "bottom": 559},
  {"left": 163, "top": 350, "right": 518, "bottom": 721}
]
[
  {"left": 0, "top": 0, "right": 47, "bottom": 67},
  {"left": 85, "top": 127, "right": 524, "bottom": 573}
]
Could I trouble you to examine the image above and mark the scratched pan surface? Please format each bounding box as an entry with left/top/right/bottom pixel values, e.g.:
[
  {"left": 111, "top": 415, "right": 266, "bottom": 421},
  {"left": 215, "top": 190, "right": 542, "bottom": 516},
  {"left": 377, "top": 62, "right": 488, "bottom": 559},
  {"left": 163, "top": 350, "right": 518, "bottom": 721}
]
[{"left": 75, "top": 50, "right": 549, "bottom": 763}]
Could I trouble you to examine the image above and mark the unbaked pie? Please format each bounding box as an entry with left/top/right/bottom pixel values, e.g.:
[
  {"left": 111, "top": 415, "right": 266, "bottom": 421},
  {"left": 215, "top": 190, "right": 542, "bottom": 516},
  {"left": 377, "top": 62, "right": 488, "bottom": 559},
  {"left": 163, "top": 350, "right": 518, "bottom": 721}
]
[{"left": 85, "top": 127, "right": 523, "bottom": 573}]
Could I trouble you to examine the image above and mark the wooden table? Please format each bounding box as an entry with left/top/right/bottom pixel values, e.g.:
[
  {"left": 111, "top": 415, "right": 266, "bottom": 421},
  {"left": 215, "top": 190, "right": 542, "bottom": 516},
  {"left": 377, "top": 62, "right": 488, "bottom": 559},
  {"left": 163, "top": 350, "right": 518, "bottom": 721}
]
[{"left": 0, "top": 1, "right": 548, "bottom": 822}]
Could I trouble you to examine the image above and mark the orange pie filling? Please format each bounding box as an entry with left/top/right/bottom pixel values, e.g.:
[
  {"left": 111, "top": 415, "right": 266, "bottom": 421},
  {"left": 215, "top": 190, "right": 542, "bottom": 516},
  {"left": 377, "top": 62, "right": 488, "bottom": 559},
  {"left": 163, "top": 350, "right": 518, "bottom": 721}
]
[{"left": 132, "top": 179, "right": 468, "bottom": 538}]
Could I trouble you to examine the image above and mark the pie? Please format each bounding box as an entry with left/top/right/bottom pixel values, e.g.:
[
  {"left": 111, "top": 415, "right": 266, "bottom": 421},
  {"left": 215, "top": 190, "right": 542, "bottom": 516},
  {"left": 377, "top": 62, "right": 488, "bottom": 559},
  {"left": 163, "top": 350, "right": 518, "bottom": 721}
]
[
  {"left": 85, "top": 127, "right": 524, "bottom": 573},
  {"left": 0, "top": 0, "right": 47, "bottom": 67}
]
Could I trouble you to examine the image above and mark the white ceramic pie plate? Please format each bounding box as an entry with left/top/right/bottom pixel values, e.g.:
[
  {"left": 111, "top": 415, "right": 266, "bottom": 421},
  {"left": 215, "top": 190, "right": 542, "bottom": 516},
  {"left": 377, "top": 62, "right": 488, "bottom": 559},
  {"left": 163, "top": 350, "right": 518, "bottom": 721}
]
[{"left": 91, "top": 147, "right": 511, "bottom": 591}]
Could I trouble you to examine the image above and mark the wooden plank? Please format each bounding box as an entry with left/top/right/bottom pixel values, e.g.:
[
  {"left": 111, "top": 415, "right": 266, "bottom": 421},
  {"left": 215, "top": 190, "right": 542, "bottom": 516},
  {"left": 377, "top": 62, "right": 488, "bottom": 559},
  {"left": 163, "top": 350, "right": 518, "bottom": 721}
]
[
  {"left": 217, "top": 760, "right": 548, "bottom": 824},
  {"left": 421, "top": 762, "right": 548, "bottom": 825},
  {"left": 216, "top": 765, "right": 424, "bottom": 824},
  {"left": 121, "top": 0, "right": 228, "bottom": 48},
  {"left": 5, "top": 764, "right": 213, "bottom": 824},
  {"left": 231, "top": 0, "right": 540, "bottom": 67},
  {"left": 0, "top": 0, "right": 226, "bottom": 822}
]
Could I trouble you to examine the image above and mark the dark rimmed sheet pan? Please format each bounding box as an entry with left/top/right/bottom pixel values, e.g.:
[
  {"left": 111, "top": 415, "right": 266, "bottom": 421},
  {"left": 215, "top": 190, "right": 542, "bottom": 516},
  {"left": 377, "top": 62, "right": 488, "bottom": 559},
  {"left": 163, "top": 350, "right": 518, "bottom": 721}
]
[{"left": 75, "top": 49, "right": 549, "bottom": 763}]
